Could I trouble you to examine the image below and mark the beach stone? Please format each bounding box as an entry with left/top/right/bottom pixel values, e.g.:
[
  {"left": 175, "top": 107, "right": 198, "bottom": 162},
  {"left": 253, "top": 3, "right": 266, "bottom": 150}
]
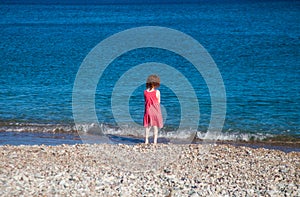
[{"left": 0, "top": 144, "right": 299, "bottom": 196}]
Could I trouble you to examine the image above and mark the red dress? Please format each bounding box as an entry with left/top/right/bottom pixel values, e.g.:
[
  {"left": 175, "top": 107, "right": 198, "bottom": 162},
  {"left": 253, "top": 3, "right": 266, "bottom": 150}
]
[{"left": 143, "top": 90, "right": 163, "bottom": 128}]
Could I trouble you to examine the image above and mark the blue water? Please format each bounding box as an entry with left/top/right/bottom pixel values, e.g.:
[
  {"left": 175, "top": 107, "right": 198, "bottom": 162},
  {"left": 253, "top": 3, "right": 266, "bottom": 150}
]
[
  {"left": 0, "top": 131, "right": 82, "bottom": 146},
  {"left": 0, "top": 1, "right": 299, "bottom": 143}
]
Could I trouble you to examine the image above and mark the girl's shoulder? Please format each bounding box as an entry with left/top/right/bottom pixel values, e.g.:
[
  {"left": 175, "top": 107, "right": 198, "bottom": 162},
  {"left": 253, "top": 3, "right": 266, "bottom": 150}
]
[{"left": 155, "top": 89, "right": 160, "bottom": 95}]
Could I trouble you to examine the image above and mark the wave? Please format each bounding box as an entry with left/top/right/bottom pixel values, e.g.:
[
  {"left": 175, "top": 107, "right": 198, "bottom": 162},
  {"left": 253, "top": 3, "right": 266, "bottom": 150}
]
[
  {"left": 197, "top": 131, "right": 273, "bottom": 141},
  {"left": 0, "top": 122, "right": 77, "bottom": 133},
  {"left": 2, "top": 121, "right": 298, "bottom": 144}
]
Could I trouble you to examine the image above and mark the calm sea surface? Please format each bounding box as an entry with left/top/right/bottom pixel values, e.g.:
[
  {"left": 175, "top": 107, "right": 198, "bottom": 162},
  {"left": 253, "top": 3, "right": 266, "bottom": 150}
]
[{"left": 0, "top": 1, "right": 299, "bottom": 144}]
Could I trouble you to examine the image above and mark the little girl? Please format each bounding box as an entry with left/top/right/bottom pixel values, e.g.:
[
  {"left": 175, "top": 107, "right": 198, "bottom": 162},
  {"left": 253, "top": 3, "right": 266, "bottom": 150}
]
[{"left": 143, "top": 74, "right": 163, "bottom": 144}]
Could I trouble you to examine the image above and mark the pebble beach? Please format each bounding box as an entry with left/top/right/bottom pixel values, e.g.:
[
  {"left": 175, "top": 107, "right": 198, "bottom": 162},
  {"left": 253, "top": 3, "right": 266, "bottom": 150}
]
[{"left": 0, "top": 143, "right": 299, "bottom": 196}]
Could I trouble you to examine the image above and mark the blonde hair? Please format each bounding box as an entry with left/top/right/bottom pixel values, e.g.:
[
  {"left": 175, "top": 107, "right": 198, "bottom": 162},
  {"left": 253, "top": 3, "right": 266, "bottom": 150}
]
[{"left": 146, "top": 74, "right": 160, "bottom": 89}]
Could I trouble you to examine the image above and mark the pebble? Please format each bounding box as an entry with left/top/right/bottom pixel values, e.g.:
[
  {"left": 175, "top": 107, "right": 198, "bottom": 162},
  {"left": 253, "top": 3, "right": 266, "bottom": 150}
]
[{"left": 0, "top": 144, "right": 299, "bottom": 196}]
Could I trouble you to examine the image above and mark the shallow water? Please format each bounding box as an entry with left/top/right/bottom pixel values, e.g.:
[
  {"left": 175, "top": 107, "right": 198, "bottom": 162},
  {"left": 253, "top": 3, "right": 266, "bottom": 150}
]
[
  {"left": 0, "top": 131, "right": 82, "bottom": 146},
  {"left": 1, "top": 131, "right": 299, "bottom": 153}
]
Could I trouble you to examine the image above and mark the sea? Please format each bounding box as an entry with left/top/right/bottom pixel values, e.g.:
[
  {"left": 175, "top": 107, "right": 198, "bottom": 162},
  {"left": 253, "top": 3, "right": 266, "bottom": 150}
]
[{"left": 0, "top": 0, "right": 299, "bottom": 150}]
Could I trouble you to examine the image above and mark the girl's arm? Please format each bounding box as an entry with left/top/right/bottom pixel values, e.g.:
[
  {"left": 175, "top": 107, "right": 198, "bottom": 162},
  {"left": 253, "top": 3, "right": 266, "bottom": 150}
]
[{"left": 156, "top": 89, "right": 161, "bottom": 103}]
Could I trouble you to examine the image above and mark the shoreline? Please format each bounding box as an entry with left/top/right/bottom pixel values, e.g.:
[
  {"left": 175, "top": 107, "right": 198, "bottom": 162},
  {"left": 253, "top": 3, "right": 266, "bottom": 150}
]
[
  {"left": 1, "top": 130, "right": 300, "bottom": 153},
  {"left": 0, "top": 143, "right": 299, "bottom": 196},
  {"left": 213, "top": 139, "right": 300, "bottom": 153}
]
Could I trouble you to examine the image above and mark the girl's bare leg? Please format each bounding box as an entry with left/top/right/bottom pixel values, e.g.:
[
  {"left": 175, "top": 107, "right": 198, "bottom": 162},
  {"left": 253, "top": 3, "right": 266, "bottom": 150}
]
[
  {"left": 145, "top": 127, "right": 150, "bottom": 144},
  {"left": 153, "top": 126, "right": 158, "bottom": 144}
]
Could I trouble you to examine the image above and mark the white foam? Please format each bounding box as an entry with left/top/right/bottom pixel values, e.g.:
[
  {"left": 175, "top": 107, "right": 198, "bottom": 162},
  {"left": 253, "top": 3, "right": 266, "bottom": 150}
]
[
  {"left": 1, "top": 122, "right": 272, "bottom": 142},
  {"left": 197, "top": 131, "right": 271, "bottom": 141}
]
